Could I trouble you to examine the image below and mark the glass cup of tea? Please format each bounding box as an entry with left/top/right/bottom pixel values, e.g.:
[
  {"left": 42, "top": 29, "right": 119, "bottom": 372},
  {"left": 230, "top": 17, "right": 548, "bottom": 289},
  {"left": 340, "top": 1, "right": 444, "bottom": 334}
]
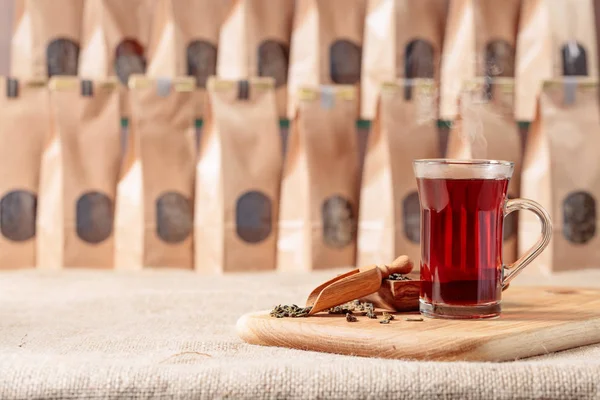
[{"left": 413, "top": 159, "right": 552, "bottom": 319}]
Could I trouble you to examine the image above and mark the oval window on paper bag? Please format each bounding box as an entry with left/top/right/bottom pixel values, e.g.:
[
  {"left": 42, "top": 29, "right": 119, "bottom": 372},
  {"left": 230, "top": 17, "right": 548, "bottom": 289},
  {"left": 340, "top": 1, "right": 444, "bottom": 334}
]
[
  {"left": 258, "top": 40, "right": 289, "bottom": 88},
  {"left": 562, "top": 42, "right": 588, "bottom": 76},
  {"left": 156, "top": 192, "right": 193, "bottom": 244},
  {"left": 0, "top": 190, "right": 37, "bottom": 242},
  {"left": 563, "top": 191, "right": 596, "bottom": 244},
  {"left": 115, "top": 39, "right": 147, "bottom": 85},
  {"left": 76, "top": 191, "right": 114, "bottom": 244},
  {"left": 485, "top": 40, "right": 515, "bottom": 78},
  {"left": 187, "top": 40, "right": 218, "bottom": 89},
  {"left": 236, "top": 191, "right": 273, "bottom": 244},
  {"left": 47, "top": 38, "right": 80, "bottom": 77},
  {"left": 404, "top": 40, "right": 435, "bottom": 100},
  {"left": 322, "top": 195, "right": 355, "bottom": 249},
  {"left": 329, "top": 40, "right": 362, "bottom": 84},
  {"left": 404, "top": 39, "right": 435, "bottom": 78}
]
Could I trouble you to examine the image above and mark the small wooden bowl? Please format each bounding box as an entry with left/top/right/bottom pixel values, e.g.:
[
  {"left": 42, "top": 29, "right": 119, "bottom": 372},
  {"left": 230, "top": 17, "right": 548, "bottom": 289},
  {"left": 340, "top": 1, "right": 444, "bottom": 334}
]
[{"left": 361, "top": 275, "right": 421, "bottom": 312}]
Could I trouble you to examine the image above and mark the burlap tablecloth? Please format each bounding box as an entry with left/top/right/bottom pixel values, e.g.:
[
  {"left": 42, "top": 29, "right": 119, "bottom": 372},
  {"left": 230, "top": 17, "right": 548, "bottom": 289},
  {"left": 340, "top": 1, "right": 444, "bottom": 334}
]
[{"left": 1, "top": 268, "right": 599, "bottom": 400}]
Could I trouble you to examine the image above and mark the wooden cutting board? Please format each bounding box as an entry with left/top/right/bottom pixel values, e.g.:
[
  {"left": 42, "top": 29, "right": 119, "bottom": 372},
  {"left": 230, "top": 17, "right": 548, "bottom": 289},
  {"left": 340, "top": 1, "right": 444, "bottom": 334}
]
[{"left": 237, "top": 287, "right": 600, "bottom": 361}]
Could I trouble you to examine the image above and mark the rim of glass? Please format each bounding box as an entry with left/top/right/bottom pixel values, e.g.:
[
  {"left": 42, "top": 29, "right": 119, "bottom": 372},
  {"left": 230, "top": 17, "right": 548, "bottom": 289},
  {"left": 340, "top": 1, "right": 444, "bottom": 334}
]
[{"left": 413, "top": 159, "right": 514, "bottom": 167}]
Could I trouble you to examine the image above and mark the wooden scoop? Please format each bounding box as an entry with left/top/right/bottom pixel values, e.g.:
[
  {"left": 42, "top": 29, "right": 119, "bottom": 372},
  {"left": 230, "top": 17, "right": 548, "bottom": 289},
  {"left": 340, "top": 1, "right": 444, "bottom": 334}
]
[{"left": 306, "top": 256, "right": 413, "bottom": 315}]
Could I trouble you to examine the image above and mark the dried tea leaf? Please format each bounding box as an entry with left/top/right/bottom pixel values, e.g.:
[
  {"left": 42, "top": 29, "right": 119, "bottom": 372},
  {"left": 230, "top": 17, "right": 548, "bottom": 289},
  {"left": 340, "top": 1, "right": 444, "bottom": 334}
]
[
  {"left": 388, "top": 273, "right": 411, "bottom": 281},
  {"left": 380, "top": 319, "right": 390, "bottom": 324},
  {"left": 382, "top": 312, "right": 395, "bottom": 321},
  {"left": 329, "top": 306, "right": 351, "bottom": 314},
  {"left": 405, "top": 317, "right": 424, "bottom": 322},
  {"left": 270, "top": 304, "right": 312, "bottom": 318},
  {"left": 366, "top": 309, "right": 377, "bottom": 319},
  {"left": 346, "top": 313, "right": 358, "bottom": 322}
]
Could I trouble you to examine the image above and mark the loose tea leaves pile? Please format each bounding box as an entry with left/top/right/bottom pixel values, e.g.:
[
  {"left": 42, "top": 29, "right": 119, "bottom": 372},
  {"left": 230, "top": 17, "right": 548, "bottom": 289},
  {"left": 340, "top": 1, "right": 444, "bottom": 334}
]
[
  {"left": 270, "top": 304, "right": 313, "bottom": 318},
  {"left": 269, "top": 300, "right": 412, "bottom": 324}
]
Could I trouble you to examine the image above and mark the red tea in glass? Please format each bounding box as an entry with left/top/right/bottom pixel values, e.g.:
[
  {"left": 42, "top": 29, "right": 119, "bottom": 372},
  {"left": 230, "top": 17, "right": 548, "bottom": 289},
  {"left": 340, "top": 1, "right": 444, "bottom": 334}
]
[{"left": 413, "top": 160, "right": 552, "bottom": 319}]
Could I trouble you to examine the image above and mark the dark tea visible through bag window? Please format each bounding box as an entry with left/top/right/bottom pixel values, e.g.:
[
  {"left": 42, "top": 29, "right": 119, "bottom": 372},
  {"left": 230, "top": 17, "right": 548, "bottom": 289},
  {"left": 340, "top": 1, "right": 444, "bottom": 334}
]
[
  {"left": 563, "top": 191, "right": 596, "bottom": 244},
  {"left": 0, "top": 191, "right": 37, "bottom": 242},
  {"left": 521, "top": 79, "right": 600, "bottom": 272},
  {"left": 236, "top": 191, "right": 274, "bottom": 244},
  {"left": 76, "top": 191, "right": 114, "bottom": 244},
  {"left": 362, "top": 0, "right": 448, "bottom": 118},
  {"left": 37, "top": 78, "right": 121, "bottom": 269},
  {"left": 358, "top": 79, "right": 439, "bottom": 270},
  {"left": 114, "top": 39, "right": 147, "bottom": 85},
  {"left": 187, "top": 41, "right": 218, "bottom": 88},
  {"left": 0, "top": 78, "right": 50, "bottom": 269},
  {"left": 115, "top": 76, "right": 196, "bottom": 269},
  {"left": 288, "top": 0, "right": 366, "bottom": 117},
  {"left": 217, "top": 0, "right": 294, "bottom": 118},
  {"left": 155, "top": 192, "right": 194, "bottom": 244},
  {"left": 147, "top": 0, "right": 228, "bottom": 119},
  {"left": 196, "top": 77, "right": 282, "bottom": 273},
  {"left": 278, "top": 86, "right": 359, "bottom": 271},
  {"left": 46, "top": 38, "right": 80, "bottom": 77},
  {"left": 329, "top": 40, "right": 362, "bottom": 85},
  {"left": 11, "top": 0, "right": 84, "bottom": 78}
]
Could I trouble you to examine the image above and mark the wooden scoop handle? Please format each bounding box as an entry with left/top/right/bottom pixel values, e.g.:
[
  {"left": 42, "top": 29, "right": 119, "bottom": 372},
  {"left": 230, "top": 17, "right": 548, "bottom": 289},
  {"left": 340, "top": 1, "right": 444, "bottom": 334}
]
[{"left": 377, "top": 255, "right": 413, "bottom": 279}]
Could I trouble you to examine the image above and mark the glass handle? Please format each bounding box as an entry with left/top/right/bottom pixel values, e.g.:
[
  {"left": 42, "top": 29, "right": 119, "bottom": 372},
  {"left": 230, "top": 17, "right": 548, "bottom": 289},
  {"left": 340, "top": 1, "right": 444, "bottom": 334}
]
[{"left": 502, "top": 198, "right": 553, "bottom": 289}]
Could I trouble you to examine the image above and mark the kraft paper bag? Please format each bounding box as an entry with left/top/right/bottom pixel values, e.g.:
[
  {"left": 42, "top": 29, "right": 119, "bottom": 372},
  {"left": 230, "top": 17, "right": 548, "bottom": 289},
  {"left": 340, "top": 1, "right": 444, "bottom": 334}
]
[
  {"left": 521, "top": 78, "right": 600, "bottom": 273},
  {"left": 196, "top": 77, "right": 282, "bottom": 273},
  {"left": 288, "top": 0, "right": 367, "bottom": 117},
  {"left": 358, "top": 79, "right": 439, "bottom": 269},
  {"left": 37, "top": 77, "right": 121, "bottom": 269},
  {"left": 0, "top": 78, "right": 50, "bottom": 269},
  {"left": 216, "top": 0, "right": 293, "bottom": 118},
  {"left": 440, "top": 0, "right": 521, "bottom": 120},
  {"left": 361, "top": 0, "right": 448, "bottom": 119},
  {"left": 115, "top": 76, "right": 196, "bottom": 270},
  {"left": 147, "top": 0, "right": 230, "bottom": 119},
  {"left": 278, "top": 85, "right": 359, "bottom": 271},
  {"left": 515, "top": 0, "right": 597, "bottom": 121},
  {"left": 79, "top": 0, "right": 154, "bottom": 118},
  {"left": 11, "top": 0, "right": 84, "bottom": 78},
  {"left": 446, "top": 78, "right": 522, "bottom": 264}
]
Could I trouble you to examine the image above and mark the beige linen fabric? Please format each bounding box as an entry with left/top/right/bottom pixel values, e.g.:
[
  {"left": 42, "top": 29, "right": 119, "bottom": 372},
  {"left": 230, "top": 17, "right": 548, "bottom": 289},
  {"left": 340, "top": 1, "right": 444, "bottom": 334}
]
[{"left": 0, "top": 269, "right": 599, "bottom": 399}]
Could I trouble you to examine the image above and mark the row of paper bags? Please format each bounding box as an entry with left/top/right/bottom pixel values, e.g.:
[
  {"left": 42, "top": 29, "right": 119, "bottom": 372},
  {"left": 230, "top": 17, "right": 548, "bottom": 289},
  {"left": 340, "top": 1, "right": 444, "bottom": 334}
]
[
  {"left": 9, "top": 0, "right": 599, "bottom": 121},
  {"left": 1, "top": 74, "right": 597, "bottom": 273}
]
